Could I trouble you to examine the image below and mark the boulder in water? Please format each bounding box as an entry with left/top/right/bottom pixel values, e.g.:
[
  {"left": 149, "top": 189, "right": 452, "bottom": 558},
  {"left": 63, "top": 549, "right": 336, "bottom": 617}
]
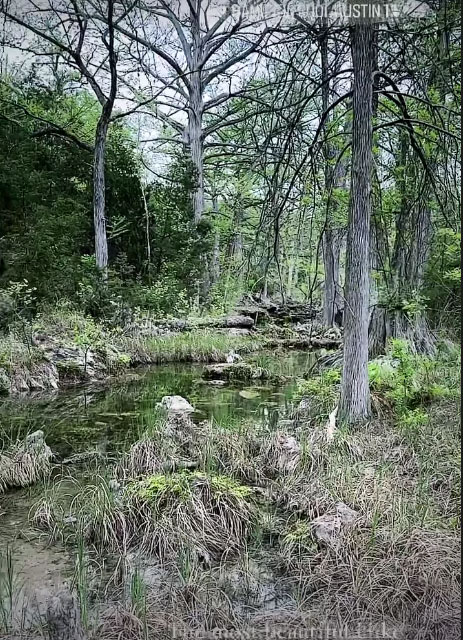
[{"left": 158, "top": 395, "right": 195, "bottom": 413}]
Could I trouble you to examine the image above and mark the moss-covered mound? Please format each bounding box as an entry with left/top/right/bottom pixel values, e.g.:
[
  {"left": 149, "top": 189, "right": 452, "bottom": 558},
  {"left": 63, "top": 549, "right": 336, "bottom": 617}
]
[{"left": 65, "top": 470, "right": 256, "bottom": 563}]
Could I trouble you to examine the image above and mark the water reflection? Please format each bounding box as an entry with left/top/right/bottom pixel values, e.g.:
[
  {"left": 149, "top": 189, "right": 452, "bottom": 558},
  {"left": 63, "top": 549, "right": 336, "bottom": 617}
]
[{"left": 0, "top": 350, "right": 317, "bottom": 458}]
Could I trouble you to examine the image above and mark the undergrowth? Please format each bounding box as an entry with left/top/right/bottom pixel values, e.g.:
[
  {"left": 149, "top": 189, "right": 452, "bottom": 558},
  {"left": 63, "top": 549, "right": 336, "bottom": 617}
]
[{"left": 3, "top": 337, "right": 461, "bottom": 639}]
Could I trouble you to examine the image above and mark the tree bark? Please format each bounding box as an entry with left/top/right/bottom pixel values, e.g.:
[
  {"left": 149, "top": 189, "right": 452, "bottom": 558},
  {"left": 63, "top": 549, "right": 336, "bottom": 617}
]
[
  {"left": 93, "top": 116, "right": 109, "bottom": 274},
  {"left": 92, "top": 0, "right": 117, "bottom": 277},
  {"left": 339, "top": 23, "right": 374, "bottom": 423},
  {"left": 320, "top": 30, "right": 344, "bottom": 327},
  {"left": 188, "top": 8, "right": 205, "bottom": 223},
  {"left": 322, "top": 228, "right": 343, "bottom": 326},
  {"left": 210, "top": 229, "right": 221, "bottom": 285}
]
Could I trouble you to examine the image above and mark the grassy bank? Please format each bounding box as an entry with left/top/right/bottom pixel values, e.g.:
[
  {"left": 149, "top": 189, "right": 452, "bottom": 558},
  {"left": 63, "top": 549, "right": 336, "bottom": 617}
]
[
  {"left": 10, "top": 340, "right": 459, "bottom": 640},
  {"left": 0, "top": 308, "right": 269, "bottom": 394},
  {"left": 120, "top": 330, "right": 261, "bottom": 365}
]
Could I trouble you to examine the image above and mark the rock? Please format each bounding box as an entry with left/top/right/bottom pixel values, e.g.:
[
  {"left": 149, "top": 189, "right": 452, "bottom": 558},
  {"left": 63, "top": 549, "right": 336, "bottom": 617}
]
[
  {"left": 226, "top": 350, "right": 242, "bottom": 363},
  {"left": 51, "top": 346, "right": 106, "bottom": 382},
  {"left": 227, "top": 327, "right": 251, "bottom": 336},
  {"left": 158, "top": 395, "right": 195, "bottom": 413},
  {"left": 311, "top": 502, "right": 359, "bottom": 546},
  {"left": 260, "top": 433, "right": 302, "bottom": 475},
  {"left": 239, "top": 389, "right": 260, "bottom": 399},
  {"left": 323, "top": 326, "right": 342, "bottom": 340},
  {"left": 203, "top": 363, "right": 285, "bottom": 384},
  {"left": 9, "top": 361, "right": 59, "bottom": 394},
  {"left": 224, "top": 315, "right": 254, "bottom": 328},
  {"left": 25, "top": 429, "right": 48, "bottom": 449},
  {"left": 0, "top": 367, "right": 10, "bottom": 394}
]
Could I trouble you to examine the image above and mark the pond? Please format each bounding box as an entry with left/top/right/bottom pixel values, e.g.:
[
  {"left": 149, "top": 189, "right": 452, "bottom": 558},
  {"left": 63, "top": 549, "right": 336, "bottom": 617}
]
[
  {"left": 0, "top": 350, "right": 316, "bottom": 458},
  {"left": 0, "top": 349, "right": 317, "bottom": 631}
]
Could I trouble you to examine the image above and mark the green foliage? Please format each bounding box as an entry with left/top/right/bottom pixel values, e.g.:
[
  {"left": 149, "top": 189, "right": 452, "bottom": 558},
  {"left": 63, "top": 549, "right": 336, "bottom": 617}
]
[
  {"left": 297, "top": 368, "right": 341, "bottom": 414},
  {"left": 129, "top": 471, "right": 253, "bottom": 505},
  {"left": 369, "top": 339, "right": 460, "bottom": 445},
  {"left": 0, "top": 280, "right": 37, "bottom": 330},
  {"left": 425, "top": 229, "right": 461, "bottom": 328},
  {"left": 0, "top": 79, "right": 210, "bottom": 319},
  {"left": 398, "top": 408, "right": 429, "bottom": 442}
]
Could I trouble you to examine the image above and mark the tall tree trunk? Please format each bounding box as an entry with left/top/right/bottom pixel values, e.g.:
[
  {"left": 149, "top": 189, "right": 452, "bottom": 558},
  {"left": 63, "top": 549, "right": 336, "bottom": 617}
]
[
  {"left": 210, "top": 229, "right": 221, "bottom": 286},
  {"left": 320, "top": 29, "right": 344, "bottom": 327},
  {"left": 92, "top": 0, "right": 116, "bottom": 277},
  {"left": 189, "top": 10, "right": 205, "bottom": 223},
  {"left": 93, "top": 116, "right": 109, "bottom": 274},
  {"left": 322, "top": 229, "right": 342, "bottom": 326},
  {"left": 228, "top": 201, "right": 243, "bottom": 260},
  {"left": 189, "top": 112, "right": 204, "bottom": 222},
  {"left": 339, "top": 23, "right": 374, "bottom": 423}
]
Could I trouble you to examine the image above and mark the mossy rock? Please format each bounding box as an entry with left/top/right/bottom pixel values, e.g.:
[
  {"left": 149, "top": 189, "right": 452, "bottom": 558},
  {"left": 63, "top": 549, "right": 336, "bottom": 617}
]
[{"left": 203, "top": 362, "right": 286, "bottom": 384}]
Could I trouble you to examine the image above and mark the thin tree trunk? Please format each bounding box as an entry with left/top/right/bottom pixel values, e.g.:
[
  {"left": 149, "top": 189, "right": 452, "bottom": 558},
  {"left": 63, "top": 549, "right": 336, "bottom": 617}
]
[
  {"left": 210, "top": 229, "right": 220, "bottom": 285},
  {"left": 92, "top": 0, "right": 117, "bottom": 277},
  {"left": 93, "top": 116, "right": 109, "bottom": 274},
  {"left": 228, "top": 203, "right": 243, "bottom": 260},
  {"left": 320, "top": 29, "right": 344, "bottom": 327},
  {"left": 141, "top": 180, "right": 151, "bottom": 279},
  {"left": 189, "top": 10, "right": 205, "bottom": 223},
  {"left": 339, "top": 23, "right": 374, "bottom": 423},
  {"left": 322, "top": 229, "right": 342, "bottom": 326}
]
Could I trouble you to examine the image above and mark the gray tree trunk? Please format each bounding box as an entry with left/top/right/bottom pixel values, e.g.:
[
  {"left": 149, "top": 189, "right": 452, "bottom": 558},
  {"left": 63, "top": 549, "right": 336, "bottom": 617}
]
[
  {"left": 339, "top": 23, "right": 374, "bottom": 423},
  {"left": 323, "top": 229, "right": 343, "bottom": 326},
  {"left": 93, "top": 117, "right": 109, "bottom": 274},
  {"left": 188, "top": 11, "right": 205, "bottom": 223},
  {"left": 320, "top": 31, "right": 344, "bottom": 327},
  {"left": 210, "top": 229, "right": 221, "bottom": 285}
]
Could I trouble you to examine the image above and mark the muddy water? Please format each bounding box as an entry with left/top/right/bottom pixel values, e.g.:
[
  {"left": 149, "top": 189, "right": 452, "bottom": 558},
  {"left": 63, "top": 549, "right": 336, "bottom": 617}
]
[{"left": 0, "top": 350, "right": 316, "bottom": 631}]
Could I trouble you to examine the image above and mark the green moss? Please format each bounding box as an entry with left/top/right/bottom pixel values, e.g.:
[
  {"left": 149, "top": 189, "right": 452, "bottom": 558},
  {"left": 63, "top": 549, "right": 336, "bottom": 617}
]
[
  {"left": 127, "top": 470, "right": 253, "bottom": 504},
  {"left": 205, "top": 473, "right": 254, "bottom": 499},
  {"left": 282, "top": 519, "right": 317, "bottom": 552},
  {"left": 128, "top": 472, "right": 193, "bottom": 502}
]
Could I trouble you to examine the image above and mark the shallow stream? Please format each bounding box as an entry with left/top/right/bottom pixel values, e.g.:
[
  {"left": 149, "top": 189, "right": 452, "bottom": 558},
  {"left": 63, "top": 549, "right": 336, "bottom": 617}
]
[{"left": 0, "top": 350, "right": 316, "bottom": 631}]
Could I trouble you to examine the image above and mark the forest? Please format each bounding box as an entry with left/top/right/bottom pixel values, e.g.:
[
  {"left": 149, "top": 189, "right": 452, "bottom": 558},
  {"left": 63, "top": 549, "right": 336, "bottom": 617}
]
[{"left": 0, "top": 1, "right": 460, "bottom": 639}]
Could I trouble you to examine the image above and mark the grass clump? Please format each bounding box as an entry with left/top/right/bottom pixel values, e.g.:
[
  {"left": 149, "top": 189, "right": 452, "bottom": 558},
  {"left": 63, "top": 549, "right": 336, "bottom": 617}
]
[
  {"left": 0, "top": 431, "right": 53, "bottom": 493},
  {"left": 50, "top": 469, "right": 257, "bottom": 563},
  {"left": 124, "top": 470, "right": 255, "bottom": 561},
  {"left": 121, "top": 330, "right": 259, "bottom": 365}
]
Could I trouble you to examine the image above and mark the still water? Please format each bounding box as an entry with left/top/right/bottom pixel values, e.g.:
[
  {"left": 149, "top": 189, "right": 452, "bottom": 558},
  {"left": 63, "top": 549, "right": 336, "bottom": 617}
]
[{"left": 0, "top": 350, "right": 316, "bottom": 630}]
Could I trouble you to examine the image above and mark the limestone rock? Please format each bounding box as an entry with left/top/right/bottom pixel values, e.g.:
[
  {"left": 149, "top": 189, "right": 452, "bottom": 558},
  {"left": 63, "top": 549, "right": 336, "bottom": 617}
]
[
  {"left": 158, "top": 395, "right": 195, "bottom": 413},
  {"left": 311, "top": 502, "right": 359, "bottom": 546}
]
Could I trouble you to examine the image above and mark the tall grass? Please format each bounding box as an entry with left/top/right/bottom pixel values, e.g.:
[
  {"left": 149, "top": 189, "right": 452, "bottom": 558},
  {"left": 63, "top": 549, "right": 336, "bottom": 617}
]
[
  {"left": 21, "top": 339, "right": 461, "bottom": 640},
  {"left": 120, "top": 330, "right": 262, "bottom": 365}
]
